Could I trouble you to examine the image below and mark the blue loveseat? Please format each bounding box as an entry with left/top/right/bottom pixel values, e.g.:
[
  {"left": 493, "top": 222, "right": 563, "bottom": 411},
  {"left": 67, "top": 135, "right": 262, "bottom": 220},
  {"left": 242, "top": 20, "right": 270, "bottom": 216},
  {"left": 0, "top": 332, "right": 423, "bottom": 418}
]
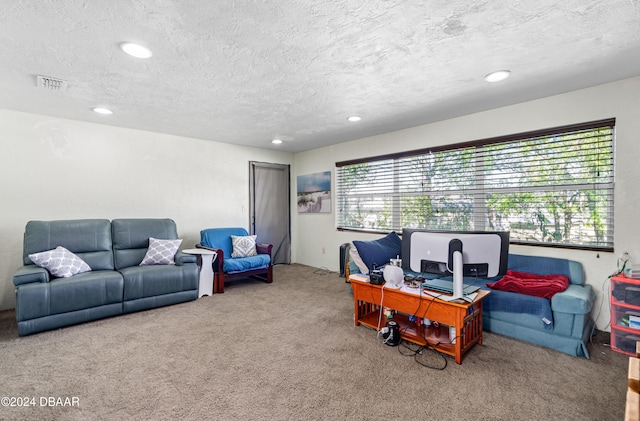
[
  {"left": 347, "top": 240, "right": 595, "bottom": 358},
  {"left": 12, "top": 218, "right": 199, "bottom": 336},
  {"left": 475, "top": 254, "right": 595, "bottom": 358},
  {"left": 197, "top": 227, "right": 273, "bottom": 293}
]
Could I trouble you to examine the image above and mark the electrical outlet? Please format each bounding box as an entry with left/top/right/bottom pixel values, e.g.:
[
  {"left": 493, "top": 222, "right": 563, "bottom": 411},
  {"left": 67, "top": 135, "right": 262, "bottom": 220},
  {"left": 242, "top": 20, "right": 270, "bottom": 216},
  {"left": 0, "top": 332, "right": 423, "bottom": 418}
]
[{"left": 322, "top": 247, "right": 326, "bottom": 254}]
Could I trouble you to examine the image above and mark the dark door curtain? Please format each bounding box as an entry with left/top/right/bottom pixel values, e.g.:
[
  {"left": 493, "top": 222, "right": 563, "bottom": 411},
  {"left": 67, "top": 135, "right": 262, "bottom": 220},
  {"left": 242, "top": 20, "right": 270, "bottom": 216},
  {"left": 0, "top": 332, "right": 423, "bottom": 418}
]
[{"left": 250, "top": 162, "right": 291, "bottom": 265}]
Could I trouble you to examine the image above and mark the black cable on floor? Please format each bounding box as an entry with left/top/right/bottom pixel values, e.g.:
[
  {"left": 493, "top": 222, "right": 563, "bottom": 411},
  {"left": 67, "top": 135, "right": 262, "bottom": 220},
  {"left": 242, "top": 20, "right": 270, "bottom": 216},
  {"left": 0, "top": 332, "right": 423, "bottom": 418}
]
[{"left": 396, "top": 338, "right": 448, "bottom": 370}]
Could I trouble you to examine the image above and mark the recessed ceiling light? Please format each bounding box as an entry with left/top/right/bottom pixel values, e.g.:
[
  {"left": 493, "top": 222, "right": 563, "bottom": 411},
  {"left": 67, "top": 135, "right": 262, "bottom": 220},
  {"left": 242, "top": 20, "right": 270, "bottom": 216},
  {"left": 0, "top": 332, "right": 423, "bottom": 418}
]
[
  {"left": 484, "top": 70, "right": 511, "bottom": 83},
  {"left": 92, "top": 107, "right": 113, "bottom": 115},
  {"left": 120, "top": 42, "right": 152, "bottom": 59},
  {"left": 347, "top": 116, "right": 362, "bottom": 122},
  {"left": 271, "top": 139, "right": 283, "bottom": 144}
]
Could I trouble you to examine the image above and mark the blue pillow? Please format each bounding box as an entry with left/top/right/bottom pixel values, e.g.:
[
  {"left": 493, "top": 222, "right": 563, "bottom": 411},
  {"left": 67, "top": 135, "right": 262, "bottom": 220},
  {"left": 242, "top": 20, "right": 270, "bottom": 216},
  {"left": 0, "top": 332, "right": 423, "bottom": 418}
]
[{"left": 353, "top": 232, "right": 402, "bottom": 273}]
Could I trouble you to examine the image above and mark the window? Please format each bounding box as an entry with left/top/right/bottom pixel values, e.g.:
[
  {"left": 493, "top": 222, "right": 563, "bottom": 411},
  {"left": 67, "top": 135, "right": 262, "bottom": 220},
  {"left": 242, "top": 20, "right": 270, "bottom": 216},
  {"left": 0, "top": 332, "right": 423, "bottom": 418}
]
[{"left": 335, "top": 119, "right": 615, "bottom": 251}]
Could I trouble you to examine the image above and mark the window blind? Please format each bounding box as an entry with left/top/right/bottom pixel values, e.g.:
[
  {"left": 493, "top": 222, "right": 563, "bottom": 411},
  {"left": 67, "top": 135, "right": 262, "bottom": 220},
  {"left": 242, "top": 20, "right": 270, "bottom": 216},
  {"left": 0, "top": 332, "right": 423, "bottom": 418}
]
[{"left": 335, "top": 119, "right": 615, "bottom": 251}]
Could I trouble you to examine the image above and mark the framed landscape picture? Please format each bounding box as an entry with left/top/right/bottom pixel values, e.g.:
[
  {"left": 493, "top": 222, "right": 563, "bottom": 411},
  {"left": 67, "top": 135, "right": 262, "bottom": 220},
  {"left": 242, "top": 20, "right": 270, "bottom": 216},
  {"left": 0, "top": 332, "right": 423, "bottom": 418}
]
[{"left": 297, "top": 171, "right": 331, "bottom": 213}]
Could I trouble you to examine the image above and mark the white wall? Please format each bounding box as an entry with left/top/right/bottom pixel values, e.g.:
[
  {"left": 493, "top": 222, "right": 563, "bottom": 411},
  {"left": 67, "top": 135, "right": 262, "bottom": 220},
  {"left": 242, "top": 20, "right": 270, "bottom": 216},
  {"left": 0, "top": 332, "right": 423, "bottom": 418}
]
[
  {"left": 293, "top": 76, "right": 640, "bottom": 331},
  {"left": 3, "top": 77, "right": 639, "bottom": 331},
  {"left": 0, "top": 109, "right": 294, "bottom": 310}
]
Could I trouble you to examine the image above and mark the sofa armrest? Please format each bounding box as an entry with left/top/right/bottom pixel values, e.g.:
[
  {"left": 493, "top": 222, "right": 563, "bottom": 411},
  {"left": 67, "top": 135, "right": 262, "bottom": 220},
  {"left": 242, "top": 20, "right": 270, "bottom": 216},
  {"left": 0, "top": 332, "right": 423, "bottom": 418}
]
[
  {"left": 13, "top": 266, "right": 50, "bottom": 286},
  {"left": 349, "top": 260, "right": 360, "bottom": 275},
  {"left": 175, "top": 251, "right": 197, "bottom": 266},
  {"left": 256, "top": 242, "right": 273, "bottom": 257},
  {"left": 551, "top": 284, "right": 595, "bottom": 314}
]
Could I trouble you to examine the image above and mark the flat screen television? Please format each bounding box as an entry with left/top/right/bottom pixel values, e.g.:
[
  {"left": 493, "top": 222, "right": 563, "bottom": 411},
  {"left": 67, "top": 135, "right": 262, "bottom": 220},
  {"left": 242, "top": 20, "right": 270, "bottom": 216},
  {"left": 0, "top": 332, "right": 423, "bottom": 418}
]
[{"left": 401, "top": 229, "right": 510, "bottom": 301}]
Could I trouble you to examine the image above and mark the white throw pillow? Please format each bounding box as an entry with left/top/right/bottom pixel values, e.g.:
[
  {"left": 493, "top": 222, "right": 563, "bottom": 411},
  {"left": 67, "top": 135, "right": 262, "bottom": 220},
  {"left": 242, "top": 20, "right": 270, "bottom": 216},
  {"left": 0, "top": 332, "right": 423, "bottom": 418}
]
[
  {"left": 28, "top": 246, "right": 92, "bottom": 278},
  {"left": 231, "top": 235, "right": 258, "bottom": 258},
  {"left": 140, "top": 237, "right": 182, "bottom": 265},
  {"left": 349, "top": 246, "right": 369, "bottom": 274}
]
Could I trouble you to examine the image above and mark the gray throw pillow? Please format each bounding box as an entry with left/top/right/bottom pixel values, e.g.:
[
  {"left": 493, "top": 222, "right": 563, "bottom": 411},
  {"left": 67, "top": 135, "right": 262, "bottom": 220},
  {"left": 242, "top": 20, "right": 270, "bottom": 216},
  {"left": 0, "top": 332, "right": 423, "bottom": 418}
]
[
  {"left": 230, "top": 235, "right": 258, "bottom": 258},
  {"left": 140, "top": 237, "right": 182, "bottom": 265},
  {"left": 28, "top": 246, "right": 92, "bottom": 278}
]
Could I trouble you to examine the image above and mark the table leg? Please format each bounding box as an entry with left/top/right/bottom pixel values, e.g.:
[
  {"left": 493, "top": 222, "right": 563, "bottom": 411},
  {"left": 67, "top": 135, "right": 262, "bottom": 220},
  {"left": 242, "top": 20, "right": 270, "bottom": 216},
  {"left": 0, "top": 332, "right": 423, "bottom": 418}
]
[
  {"left": 198, "top": 253, "right": 215, "bottom": 297},
  {"left": 477, "top": 303, "right": 483, "bottom": 345},
  {"left": 454, "top": 311, "right": 463, "bottom": 365}
]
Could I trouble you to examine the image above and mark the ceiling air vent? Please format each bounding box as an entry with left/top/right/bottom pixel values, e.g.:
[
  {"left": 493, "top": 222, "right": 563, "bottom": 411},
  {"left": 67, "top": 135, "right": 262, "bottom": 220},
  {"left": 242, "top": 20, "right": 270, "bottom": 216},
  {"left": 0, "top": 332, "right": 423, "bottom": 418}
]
[{"left": 36, "top": 75, "right": 68, "bottom": 91}]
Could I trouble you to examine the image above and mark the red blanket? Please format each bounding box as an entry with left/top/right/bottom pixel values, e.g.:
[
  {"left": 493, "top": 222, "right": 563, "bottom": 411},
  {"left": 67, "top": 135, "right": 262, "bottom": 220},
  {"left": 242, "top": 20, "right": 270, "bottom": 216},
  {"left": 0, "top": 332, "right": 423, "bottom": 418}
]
[{"left": 486, "top": 270, "right": 570, "bottom": 299}]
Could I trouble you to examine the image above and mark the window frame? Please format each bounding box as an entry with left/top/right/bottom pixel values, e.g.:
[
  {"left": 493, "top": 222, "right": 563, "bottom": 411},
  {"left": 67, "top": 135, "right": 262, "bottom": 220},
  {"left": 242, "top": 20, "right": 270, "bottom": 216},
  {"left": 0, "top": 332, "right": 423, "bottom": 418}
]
[{"left": 335, "top": 118, "right": 616, "bottom": 252}]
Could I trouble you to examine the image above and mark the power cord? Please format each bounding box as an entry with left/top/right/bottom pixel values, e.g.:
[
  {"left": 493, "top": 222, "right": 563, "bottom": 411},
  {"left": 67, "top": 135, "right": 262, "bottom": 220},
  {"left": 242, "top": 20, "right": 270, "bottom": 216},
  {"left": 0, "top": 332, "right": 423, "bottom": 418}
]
[
  {"left": 397, "top": 339, "right": 448, "bottom": 370},
  {"left": 614, "top": 252, "right": 631, "bottom": 278},
  {"left": 312, "top": 267, "right": 334, "bottom": 276},
  {"left": 591, "top": 252, "right": 630, "bottom": 341},
  {"left": 375, "top": 283, "right": 386, "bottom": 339},
  {"left": 590, "top": 276, "right": 611, "bottom": 341},
  {"left": 374, "top": 277, "right": 462, "bottom": 369},
  {"left": 414, "top": 287, "right": 453, "bottom": 368}
]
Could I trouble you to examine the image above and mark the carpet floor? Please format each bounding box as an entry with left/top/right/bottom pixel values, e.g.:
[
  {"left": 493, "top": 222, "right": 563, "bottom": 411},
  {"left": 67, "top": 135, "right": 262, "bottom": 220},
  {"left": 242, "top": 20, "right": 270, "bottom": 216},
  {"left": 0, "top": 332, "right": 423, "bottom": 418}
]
[{"left": 0, "top": 263, "right": 628, "bottom": 420}]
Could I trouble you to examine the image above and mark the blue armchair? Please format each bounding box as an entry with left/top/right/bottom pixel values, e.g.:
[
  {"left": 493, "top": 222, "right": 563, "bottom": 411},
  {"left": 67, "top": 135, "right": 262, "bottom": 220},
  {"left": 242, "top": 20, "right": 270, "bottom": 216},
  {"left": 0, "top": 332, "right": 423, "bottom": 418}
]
[{"left": 197, "top": 227, "right": 273, "bottom": 293}]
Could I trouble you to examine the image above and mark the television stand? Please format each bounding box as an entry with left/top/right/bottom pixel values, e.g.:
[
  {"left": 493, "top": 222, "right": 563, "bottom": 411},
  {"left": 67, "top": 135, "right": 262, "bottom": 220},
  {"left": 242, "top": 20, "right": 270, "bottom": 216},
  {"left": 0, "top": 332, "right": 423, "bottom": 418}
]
[{"left": 349, "top": 276, "right": 490, "bottom": 364}]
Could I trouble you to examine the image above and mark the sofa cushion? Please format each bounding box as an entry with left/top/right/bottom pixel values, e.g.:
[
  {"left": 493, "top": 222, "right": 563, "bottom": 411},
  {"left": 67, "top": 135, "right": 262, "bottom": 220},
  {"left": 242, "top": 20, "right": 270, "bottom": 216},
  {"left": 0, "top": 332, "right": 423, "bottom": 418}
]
[
  {"left": 112, "top": 219, "right": 180, "bottom": 269},
  {"left": 200, "top": 227, "right": 250, "bottom": 258},
  {"left": 507, "top": 254, "right": 585, "bottom": 285},
  {"left": 479, "top": 280, "right": 554, "bottom": 329},
  {"left": 16, "top": 270, "right": 124, "bottom": 321},
  {"left": 28, "top": 246, "right": 92, "bottom": 278},
  {"left": 120, "top": 265, "right": 198, "bottom": 301},
  {"left": 23, "top": 219, "right": 114, "bottom": 270},
  {"left": 352, "top": 231, "right": 402, "bottom": 273},
  {"left": 224, "top": 255, "right": 271, "bottom": 273},
  {"left": 140, "top": 237, "right": 182, "bottom": 265},
  {"left": 231, "top": 235, "right": 258, "bottom": 258}
]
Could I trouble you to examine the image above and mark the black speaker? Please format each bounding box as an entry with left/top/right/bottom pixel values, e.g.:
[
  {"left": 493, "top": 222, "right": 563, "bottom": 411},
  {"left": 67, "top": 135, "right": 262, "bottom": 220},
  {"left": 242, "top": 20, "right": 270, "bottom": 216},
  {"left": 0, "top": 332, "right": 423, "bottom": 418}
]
[
  {"left": 383, "top": 320, "right": 401, "bottom": 346},
  {"left": 339, "top": 243, "right": 350, "bottom": 277}
]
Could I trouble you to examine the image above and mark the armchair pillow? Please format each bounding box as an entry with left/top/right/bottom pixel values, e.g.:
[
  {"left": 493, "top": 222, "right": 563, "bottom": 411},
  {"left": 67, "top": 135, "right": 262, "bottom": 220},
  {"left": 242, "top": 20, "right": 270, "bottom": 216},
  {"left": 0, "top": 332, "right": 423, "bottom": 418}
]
[
  {"left": 140, "top": 237, "right": 182, "bottom": 266},
  {"left": 28, "top": 246, "right": 91, "bottom": 278},
  {"left": 231, "top": 235, "right": 258, "bottom": 258},
  {"left": 352, "top": 231, "right": 402, "bottom": 273}
]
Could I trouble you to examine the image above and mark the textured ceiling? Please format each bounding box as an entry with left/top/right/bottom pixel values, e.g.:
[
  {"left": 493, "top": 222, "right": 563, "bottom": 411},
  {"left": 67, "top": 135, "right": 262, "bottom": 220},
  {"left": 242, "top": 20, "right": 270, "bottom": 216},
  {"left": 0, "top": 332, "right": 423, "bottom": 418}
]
[{"left": 1, "top": 1, "right": 639, "bottom": 153}]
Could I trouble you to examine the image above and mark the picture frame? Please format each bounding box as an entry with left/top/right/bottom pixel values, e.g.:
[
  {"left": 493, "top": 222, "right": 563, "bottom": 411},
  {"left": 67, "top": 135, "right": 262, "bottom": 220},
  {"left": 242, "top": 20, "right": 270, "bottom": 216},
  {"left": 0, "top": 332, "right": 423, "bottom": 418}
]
[{"left": 297, "top": 171, "right": 331, "bottom": 213}]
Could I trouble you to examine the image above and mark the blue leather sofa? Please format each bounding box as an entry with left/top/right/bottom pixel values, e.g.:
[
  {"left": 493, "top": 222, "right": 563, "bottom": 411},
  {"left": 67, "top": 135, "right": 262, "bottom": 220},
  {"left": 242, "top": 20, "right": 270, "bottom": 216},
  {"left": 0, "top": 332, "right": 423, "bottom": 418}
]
[
  {"left": 347, "top": 247, "right": 595, "bottom": 358},
  {"left": 12, "top": 218, "right": 199, "bottom": 336}
]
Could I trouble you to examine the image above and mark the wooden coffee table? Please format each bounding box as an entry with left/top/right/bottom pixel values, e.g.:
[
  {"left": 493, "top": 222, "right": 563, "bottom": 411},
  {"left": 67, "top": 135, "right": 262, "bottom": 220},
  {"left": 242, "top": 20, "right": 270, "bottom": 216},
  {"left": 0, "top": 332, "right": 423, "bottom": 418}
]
[{"left": 350, "top": 276, "right": 490, "bottom": 364}]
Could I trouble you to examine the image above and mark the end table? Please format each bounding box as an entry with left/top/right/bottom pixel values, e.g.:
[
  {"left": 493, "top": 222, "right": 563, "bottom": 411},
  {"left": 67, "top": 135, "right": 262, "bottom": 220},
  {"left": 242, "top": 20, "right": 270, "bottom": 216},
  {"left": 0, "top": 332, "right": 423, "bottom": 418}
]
[{"left": 182, "top": 248, "right": 217, "bottom": 297}]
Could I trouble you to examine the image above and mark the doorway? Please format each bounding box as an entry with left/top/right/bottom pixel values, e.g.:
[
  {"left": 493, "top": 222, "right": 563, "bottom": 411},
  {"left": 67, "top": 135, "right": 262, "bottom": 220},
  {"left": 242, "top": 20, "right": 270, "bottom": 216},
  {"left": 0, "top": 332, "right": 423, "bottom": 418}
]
[{"left": 249, "top": 161, "right": 291, "bottom": 265}]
